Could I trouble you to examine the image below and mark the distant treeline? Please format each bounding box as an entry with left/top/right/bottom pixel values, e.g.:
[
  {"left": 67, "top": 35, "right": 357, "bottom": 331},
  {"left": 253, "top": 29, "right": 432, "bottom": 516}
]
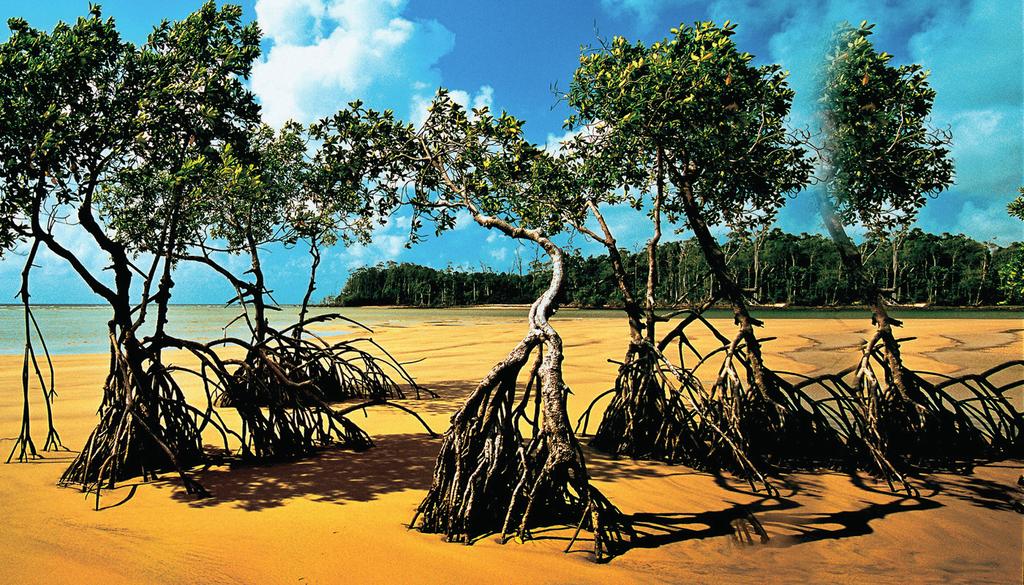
[{"left": 325, "top": 229, "right": 1024, "bottom": 308}]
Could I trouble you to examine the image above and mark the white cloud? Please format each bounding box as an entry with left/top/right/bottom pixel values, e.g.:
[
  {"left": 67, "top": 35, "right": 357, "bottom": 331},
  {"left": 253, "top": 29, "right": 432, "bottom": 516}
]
[
  {"left": 543, "top": 128, "right": 583, "bottom": 156},
  {"left": 489, "top": 246, "right": 509, "bottom": 262},
  {"left": 255, "top": 0, "right": 326, "bottom": 45},
  {"left": 410, "top": 85, "right": 494, "bottom": 128},
  {"left": 252, "top": 0, "right": 455, "bottom": 126},
  {"left": 452, "top": 209, "right": 474, "bottom": 231},
  {"left": 600, "top": 0, "right": 694, "bottom": 31},
  {"left": 342, "top": 234, "right": 406, "bottom": 268}
]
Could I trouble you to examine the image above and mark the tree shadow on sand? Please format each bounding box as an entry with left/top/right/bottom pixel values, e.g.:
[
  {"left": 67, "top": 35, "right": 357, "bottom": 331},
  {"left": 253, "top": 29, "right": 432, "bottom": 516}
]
[
  {"left": 600, "top": 488, "right": 942, "bottom": 558},
  {"left": 913, "top": 471, "right": 1021, "bottom": 512},
  {"left": 163, "top": 433, "right": 441, "bottom": 511},
  {"left": 564, "top": 456, "right": 1022, "bottom": 560},
  {"left": 613, "top": 467, "right": 1019, "bottom": 559}
]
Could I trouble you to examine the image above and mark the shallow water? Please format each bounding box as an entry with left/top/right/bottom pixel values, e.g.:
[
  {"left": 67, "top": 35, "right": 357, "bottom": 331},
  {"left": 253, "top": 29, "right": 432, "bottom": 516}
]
[{"left": 0, "top": 304, "right": 1018, "bottom": 355}]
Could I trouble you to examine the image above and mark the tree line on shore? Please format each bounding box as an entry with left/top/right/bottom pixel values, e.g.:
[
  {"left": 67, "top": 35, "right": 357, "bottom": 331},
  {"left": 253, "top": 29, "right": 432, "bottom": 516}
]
[
  {"left": 1, "top": 4, "right": 1020, "bottom": 562},
  {"left": 329, "top": 229, "right": 1024, "bottom": 308}
]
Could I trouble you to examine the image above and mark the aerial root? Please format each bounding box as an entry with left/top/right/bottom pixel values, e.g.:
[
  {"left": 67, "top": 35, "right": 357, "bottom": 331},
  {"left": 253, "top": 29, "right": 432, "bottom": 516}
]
[
  {"left": 563, "top": 484, "right": 631, "bottom": 561},
  {"left": 585, "top": 312, "right": 840, "bottom": 494},
  {"left": 58, "top": 337, "right": 207, "bottom": 508},
  {"left": 585, "top": 344, "right": 702, "bottom": 463},
  {"left": 218, "top": 314, "right": 432, "bottom": 407},
  {"left": 800, "top": 346, "right": 1023, "bottom": 489}
]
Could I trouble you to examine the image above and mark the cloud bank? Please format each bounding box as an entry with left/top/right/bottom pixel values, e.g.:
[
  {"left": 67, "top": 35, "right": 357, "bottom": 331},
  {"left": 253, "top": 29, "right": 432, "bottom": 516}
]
[{"left": 252, "top": 0, "right": 455, "bottom": 126}]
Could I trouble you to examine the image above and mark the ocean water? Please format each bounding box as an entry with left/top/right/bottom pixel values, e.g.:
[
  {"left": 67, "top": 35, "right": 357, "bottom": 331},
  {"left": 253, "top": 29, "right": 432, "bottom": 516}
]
[
  {"left": 0, "top": 304, "right": 1019, "bottom": 355},
  {"left": 0, "top": 304, "right": 539, "bottom": 355}
]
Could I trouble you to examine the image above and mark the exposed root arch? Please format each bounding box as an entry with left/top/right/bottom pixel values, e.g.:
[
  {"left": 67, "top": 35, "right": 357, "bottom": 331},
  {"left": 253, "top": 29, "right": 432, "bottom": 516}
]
[
  {"left": 582, "top": 305, "right": 845, "bottom": 494},
  {"left": 58, "top": 333, "right": 208, "bottom": 508},
  {"left": 156, "top": 334, "right": 372, "bottom": 462},
  {"left": 412, "top": 219, "right": 628, "bottom": 561},
  {"left": 217, "top": 314, "right": 433, "bottom": 408}
]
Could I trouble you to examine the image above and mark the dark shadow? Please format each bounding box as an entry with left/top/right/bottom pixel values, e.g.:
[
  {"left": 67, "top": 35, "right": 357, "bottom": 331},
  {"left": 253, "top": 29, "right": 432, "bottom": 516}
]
[
  {"left": 164, "top": 433, "right": 441, "bottom": 511},
  {"left": 773, "top": 496, "right": 943, "bottom": 544},
  {"left": 624, "top": 497, "right": 801, "bottom": 551},
  {"left": 98, "top": 484, "right": 139, "bottom": 510},
  {"left": 606, "top": 490, "right": 940, "bottom": 558},
  {"left": 915, "top": 471, "right": 1020, "bottom": 512},
  {"left": 2, "top": 448, "right": 79, "bottom": 465}
]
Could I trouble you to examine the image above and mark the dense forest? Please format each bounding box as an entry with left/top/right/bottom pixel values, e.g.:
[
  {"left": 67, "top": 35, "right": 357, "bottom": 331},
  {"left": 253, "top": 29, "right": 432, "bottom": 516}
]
[{"left": 327, "top": 228, "right": 1024, "bottom": 308}]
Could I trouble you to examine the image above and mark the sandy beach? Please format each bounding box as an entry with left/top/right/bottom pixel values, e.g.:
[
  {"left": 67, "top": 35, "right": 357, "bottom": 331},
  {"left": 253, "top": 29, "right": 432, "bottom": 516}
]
[{"left": 1, "top": 316, "right": 1021, "bottom": 584}]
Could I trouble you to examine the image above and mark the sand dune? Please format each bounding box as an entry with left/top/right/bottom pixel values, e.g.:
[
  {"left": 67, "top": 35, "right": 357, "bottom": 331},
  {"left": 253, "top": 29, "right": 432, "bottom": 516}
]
[{"left": 0, "top": 316, "right": 1021, "bottom": 583}]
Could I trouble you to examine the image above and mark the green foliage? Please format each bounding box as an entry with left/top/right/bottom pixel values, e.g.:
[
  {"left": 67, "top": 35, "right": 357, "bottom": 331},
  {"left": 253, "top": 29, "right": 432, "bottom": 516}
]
[
  {"left": 332, "top": 230, "right": 1020, "bottom": 308},
  {"left": 310, "top": 101, "right": 418, "bottom": 246},
  {"left": 819, "top": 22, "right": 954, "bottom": 234},
  {"left": 566, "top": 21, "right": 811, "bottom": 230},
  {"left": 997, "top": 244, "right": 1024, "bottom": 304},
  {"left": 392, "top": 89, "right": 573, "bottom": 239},
  {"left": 1008, "top": 187, "right": 1024, "bottom": 221},
  {"left": 0, "top": 6, "right": 137, "bottom": 252},
  {"left": 0, "top": 1, "right": 263, "bottom": 272},
  {"left": 195, "top": 100, "right": 418, "bottom": 260},
  {"left": 327, "top": 261, "right": 551, "bottom": 307},
  {"left": 999, "top": 187, "right": 1024, "bottom": 302},
  {"left": 98, "top": 2, "right": 262, "bottom": 258}
]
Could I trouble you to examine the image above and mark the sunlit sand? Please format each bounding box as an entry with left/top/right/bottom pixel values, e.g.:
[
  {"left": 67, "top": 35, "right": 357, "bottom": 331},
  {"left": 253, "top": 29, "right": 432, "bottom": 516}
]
[{"left": 1, "top": 315, "right": 1020, "bottom": 583}]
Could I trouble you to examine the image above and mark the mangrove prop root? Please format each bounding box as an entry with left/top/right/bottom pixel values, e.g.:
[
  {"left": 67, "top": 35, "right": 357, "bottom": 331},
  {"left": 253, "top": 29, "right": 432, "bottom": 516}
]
[
  {"left": 217, "top": 315, "right": 432, "bottom": 408},
  {"left": 8, "top": 242, "right": 64, "bottom": 463},
  {"left": 799, "top": 349, "right": 1023, "bottom": 490},
  {"left": 582, "top": 311, "right": 843, "bottom": 493},
  {"left": 412, "top": 336, "right": 629, "bottom": 561},
  {"left": 29, "top": 305, "right": 65, "bottom": 452},
  {"left": 412, "top": 338, "right": 536, "bottom": 542},
  {"left": 585, "top": 343, "right": 706, "bottom": 467},
  {"left": 157, "top": 334, "right": 373, "bottom": 462},
  {"left": 58, "top": 336, "right": 206, "bottom": 507}
]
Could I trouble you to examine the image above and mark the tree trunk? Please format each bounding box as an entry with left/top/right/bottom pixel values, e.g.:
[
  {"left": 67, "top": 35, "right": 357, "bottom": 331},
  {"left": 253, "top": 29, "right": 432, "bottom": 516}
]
[
  {"left": 413, "top": 215, "right": 624, "bottom": 561},
  {"left": 817, "top": 195, "right": 910, "bottom": 397},
  {"left": 674, "top": 176, "right": 771, "bottom": 397},
  {"left": 297, "top": 236, "right": 321, "bottom": 336},
  {"left": 60, "top": 320, "right": 207, "bottom": 505},
  {"left": 30, "top": 193, "right": 206, "bottom": 503},
  {"left": 582, "top": 158, "right": 694, "bottom": 462}
]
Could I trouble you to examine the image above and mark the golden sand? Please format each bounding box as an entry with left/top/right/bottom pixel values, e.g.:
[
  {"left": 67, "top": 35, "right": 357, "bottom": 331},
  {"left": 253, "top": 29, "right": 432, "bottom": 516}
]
[{"left": 0, "top": 316, "right": 1021, "bottom": 583}]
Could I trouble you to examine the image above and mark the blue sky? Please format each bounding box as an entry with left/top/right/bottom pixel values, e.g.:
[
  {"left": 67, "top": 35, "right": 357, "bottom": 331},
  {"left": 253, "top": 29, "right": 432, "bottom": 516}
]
[{"left": 1, "top": 0, "right": 1021, "bottom": 304}]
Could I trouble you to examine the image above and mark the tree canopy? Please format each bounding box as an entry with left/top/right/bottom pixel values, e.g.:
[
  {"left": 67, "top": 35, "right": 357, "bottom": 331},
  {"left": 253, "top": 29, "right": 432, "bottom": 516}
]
[
  {"left": 567, "top": 21, "right": 811, "bottom": 232},
  {"left": 818, "top": 21, "right": 954, "bottom": 234}
]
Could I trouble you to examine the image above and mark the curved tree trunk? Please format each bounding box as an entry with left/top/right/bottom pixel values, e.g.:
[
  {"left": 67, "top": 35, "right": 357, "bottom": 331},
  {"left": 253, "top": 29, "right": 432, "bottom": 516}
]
[
  {"left": 818, "top": 195, "right": 909, "bottom": 395},
  {"left": 675, "top": 178, "right": 771, "bottom": 397},
  {"left": 413, "top": 215, "right": 625, "bottom": 561},
  {"left": 815, "top": 194, "right": 986, "bottom": 485},
  {"left": 29, "top": 192, "right": 207, "bottom": 504}
]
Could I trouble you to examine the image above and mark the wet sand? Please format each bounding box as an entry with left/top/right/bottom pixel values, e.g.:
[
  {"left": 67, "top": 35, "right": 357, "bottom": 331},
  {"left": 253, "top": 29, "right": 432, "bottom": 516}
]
[{"left": 0, "top": 316, "right": 1021, "bottom": 583}]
